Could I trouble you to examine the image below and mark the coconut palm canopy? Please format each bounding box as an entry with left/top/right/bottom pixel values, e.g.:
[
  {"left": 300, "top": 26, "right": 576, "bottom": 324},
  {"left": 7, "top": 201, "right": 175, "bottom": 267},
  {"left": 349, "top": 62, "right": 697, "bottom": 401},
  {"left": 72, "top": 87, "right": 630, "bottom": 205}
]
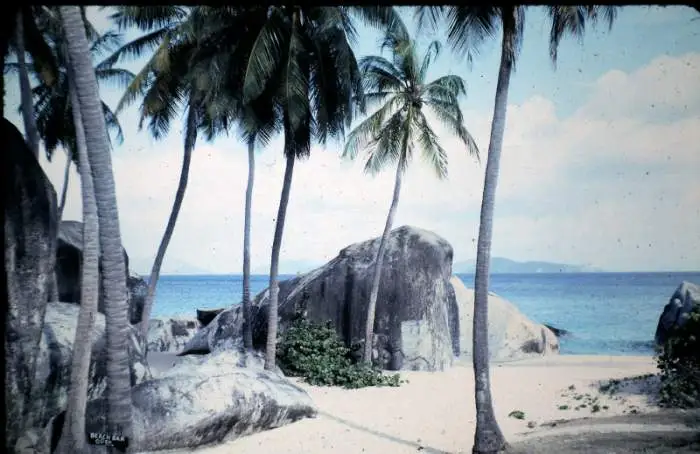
[
  {"left": 343, "top": 17, "right": 479, "bottom": 178},
  {"left": 5, "top": 7, "right": 133, "bottom": 164}
]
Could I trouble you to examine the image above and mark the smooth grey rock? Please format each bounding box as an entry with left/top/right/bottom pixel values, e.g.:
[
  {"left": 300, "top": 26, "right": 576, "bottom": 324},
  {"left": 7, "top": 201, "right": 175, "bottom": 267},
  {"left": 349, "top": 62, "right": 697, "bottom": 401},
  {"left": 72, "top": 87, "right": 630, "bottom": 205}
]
[
  {"left": 147, "top": 316, "right": 199, "bottom": 353},
  {"left": 4, "top": 119, "right": 58, "bottom": 452},
  {"left": 38, "top": 353, "right": 315, "bottom": 453},
  {"left": 450, "top": 276, "right": 559, "bottom": 362},
  {"left": 28, "top": 302, "right": 152, "bottom": 432},
  {"left": 55, "top": 220, "right": 144, "bottom": 324},
  {"left": 655, "top": 281, "right": 700, "bottom": 345},
  {"left": 183, "top": 226, "right": 457, "bottom": 371}
]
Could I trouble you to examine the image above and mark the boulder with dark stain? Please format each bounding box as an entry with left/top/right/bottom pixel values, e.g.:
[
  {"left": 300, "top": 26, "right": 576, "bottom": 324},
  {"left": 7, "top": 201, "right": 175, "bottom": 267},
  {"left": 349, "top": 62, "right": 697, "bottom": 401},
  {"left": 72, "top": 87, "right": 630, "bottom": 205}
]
[
  {"left": 183, "top": 226, "right": 458, "bottom": 371},
  {"left": 4, "top": 119, "right": 58, "bottom": 452}
]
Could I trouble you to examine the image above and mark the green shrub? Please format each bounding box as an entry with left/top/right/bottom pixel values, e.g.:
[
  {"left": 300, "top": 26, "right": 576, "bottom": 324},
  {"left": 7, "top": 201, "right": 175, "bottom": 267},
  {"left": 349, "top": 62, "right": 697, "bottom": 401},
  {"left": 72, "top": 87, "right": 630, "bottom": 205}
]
[
  {"left": 276, "top": 317, "right": 402, "bottom": 389},
  {"left": 656, "top": 309, "right": 700, "bottom": 408}
]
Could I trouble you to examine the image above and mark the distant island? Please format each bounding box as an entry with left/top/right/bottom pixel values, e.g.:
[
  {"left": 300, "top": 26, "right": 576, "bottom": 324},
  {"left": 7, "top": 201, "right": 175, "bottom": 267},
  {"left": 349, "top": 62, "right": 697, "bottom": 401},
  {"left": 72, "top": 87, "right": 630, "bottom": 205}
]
[{"left": 453, "top": 257, "right": 603, "bottom": 274}]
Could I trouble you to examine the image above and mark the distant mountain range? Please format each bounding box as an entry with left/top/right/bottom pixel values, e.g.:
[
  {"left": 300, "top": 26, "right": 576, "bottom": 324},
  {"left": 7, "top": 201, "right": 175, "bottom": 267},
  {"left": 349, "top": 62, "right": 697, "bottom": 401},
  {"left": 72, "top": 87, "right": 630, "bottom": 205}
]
[
  {"left": 140, "top": 256, "right": 601, "bottom": 276},
  {"left": 453, "top": 257, "right": 603, "bottom": 274}
]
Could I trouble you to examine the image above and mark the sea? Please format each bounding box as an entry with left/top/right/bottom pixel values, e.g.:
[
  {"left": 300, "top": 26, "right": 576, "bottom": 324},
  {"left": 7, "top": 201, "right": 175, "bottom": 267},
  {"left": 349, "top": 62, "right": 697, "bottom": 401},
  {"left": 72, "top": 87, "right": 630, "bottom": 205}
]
[{"left": 149, "top": 272, "right": 700, "bottom": 356}]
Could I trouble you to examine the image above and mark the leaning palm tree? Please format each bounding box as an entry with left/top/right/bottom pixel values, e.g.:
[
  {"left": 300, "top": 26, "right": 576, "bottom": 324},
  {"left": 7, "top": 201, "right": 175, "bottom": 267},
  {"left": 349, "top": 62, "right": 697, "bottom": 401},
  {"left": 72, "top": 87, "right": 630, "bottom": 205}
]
[
  {"left": 54, "top": 55, "right": 100, "bottom": 454},
  {"left": 106, "top": 6, "right": 203, "bottom": 341},
  {"left": 417, "top": 6, "right": 618, "bottom": 453},
  {"left": 14, "top": 10, "right": 41, "bottom": 157},
  {"left": 343, "top": 18, "right": 478, "bottom": 365},
  {"left": 60, "top": 5, "right": 133, "bottom": 448}
]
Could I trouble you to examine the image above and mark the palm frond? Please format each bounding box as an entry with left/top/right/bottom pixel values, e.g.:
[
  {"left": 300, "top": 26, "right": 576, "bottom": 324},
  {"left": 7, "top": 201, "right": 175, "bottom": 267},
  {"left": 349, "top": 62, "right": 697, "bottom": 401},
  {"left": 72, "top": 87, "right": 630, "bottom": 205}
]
[
  {"left": 415, "top": 6, "right": 446, "bottom": 34},
  {"left": 96, "top": 67, "right": 135, "bottom": 90},
  {"left": 343, "top": 93, "right": 405, "bottom": 162},
  {"left": 548, "top": 6, "right": 618, "bottom": 64},
  {"left": 110, "top": 6, "right": 189, "bottom": 32},
  {"left": 413, "top": 110, "right": 449, "bottom": 179},
  {"left": 363, "top": 109, "right": 407, "bottom": 175},
  {"left": 445, "top": 6, "right": 501, "bottom": 64},
  {"left": 243, "top": 8, "right": 287, "bottom": 103}
]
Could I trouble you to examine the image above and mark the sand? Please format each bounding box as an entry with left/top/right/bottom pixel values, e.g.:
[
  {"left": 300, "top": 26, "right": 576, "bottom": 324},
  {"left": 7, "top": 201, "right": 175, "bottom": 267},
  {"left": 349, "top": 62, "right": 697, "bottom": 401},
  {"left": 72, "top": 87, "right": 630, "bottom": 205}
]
[{"left": 141, "top": 354, "right": 667, "bottom": 454}]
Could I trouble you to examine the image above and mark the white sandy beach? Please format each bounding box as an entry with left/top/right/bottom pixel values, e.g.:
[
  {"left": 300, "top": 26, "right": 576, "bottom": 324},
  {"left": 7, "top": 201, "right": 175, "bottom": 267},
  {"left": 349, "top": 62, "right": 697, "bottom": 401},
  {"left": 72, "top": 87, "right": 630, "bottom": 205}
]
[{"left": 143, "top": 354, "right": 661, "bottom": 454}]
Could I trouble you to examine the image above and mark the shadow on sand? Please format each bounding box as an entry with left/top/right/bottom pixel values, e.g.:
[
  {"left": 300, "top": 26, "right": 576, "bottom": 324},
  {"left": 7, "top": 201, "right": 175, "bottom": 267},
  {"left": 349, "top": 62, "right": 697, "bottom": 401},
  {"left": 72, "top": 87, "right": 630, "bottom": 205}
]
[
  {"left": 508, "top": 409, "right": 700, "bottom": 454},
  {"left": 318, "top": 411, "right": 451, "bottom": 454}
]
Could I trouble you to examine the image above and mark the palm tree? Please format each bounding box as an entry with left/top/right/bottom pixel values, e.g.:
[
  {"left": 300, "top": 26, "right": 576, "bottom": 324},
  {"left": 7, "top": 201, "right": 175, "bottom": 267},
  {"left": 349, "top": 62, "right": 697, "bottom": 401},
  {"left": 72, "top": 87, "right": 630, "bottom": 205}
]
[
  {"left": 54, "top": 55, "right": 100, "bottom": 454},
  {"left": 60, "top": 5, "right": 133, "bottom": 448},
  {"left": 237, "top": 6, "right": 410, "bottom": 370},
  {"left": 343, "top": 18, "right": 478, "bottom": 365},
  {"left": 416, "top": 6, "right": 617, "bottom": 453},
  {"left": 5, "top": 8, "right": 130, "bottom": 221},
  {"left": 106, "top": 6, "right": 207, "bottom": 342}
]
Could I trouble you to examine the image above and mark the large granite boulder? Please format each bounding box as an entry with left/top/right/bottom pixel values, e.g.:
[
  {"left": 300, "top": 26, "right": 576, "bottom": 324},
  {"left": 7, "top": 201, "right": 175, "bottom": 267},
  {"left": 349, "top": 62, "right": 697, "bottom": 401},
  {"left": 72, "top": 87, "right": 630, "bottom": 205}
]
[
  {"left": 183, "top": 226, "right": 458, "bottom": 371},
  {"left": 450, "top": 277, "right": 559, "bottom": 361},
  {"left": 197, "top": 308, "right": 225, "bottom": 327},
  {"left": 655, "top": 281, "right": 700, "bottom": 345},
  {"left": 4, "top": 119, "right": 58, "bottom": 452},
  {"left": 55, "top": 220, "right": 145, "bottom": 324},
  {"left": 147, "top": 316, "right": 200, "bottom": 353},
  {"left": 26, "top": 302, "right": 151, "bottom": 433},
  {"left": 31, "top": 350, "right": 315, "bottom": 453}
]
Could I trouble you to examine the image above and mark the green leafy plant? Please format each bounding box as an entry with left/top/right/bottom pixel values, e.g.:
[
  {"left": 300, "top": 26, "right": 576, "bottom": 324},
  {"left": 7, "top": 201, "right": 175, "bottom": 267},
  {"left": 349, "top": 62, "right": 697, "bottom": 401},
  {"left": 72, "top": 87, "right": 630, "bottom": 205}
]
[
  {"left": 656, "top": 308, "right": 700, "bottom": 408},
  {"left": 508, "top": 410, "right": 525, "bottom": 420},
  {"left": 276, "top": 317, "right": 402, "bottom": 389}
]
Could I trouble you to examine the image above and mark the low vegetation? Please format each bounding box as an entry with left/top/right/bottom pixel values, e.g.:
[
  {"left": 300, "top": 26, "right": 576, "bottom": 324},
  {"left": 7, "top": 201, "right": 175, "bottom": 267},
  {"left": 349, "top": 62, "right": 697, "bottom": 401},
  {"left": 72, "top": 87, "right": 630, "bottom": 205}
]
[
  {"left": 276, "top": 317, "right": 402, "bottom": 389},
  {"left": 656, "top": 309, "right": 700, "bottom": 408}
]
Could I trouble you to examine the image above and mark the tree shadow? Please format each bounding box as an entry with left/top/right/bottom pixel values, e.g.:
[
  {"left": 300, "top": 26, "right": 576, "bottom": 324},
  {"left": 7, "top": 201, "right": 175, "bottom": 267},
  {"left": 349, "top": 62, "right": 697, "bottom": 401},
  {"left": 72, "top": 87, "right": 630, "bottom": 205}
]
[
  {"left": 318, "top": 410, "right": 451, "bottom": 454},
  {"left": 595, "top": 373, "right": 662, "bottom": 406}
]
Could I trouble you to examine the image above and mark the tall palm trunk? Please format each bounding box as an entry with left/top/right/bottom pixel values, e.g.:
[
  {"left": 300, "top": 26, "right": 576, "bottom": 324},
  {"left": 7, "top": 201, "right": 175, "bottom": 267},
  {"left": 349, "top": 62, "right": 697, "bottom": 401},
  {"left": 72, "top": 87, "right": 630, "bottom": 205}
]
[
  {"left": 61, "top": 6, "right": 133, "bottom": 449},
  {"left": 15, "top": 10, "right": 40, "bottom": 158},
  {"left": 57, "top": 155, "right": 71, "bottom": 222},
  {"left": 242, "top": 139, "right": 255, "bottom": 350},
  {"left": 138, "top": 110, "right": 195, "bottom": 342},
  {"left": 55, "top": 68, "right": 99, "bottom": 454},
  {"left": 265, "top": 152, "right": 295, "bottom": 370},
  {"left": 363, "top": 153, "right": 405, "bottom": 364},
  {"left": 471, "top": 21, "right": 513, "bottom": 454}
]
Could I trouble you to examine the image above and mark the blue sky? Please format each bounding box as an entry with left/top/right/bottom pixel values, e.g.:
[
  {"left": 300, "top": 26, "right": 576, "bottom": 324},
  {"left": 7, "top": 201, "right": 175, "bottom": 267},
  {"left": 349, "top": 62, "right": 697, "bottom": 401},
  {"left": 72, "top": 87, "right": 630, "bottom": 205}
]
[{"left": 5, "top": 6, "right": 700, "bottom": 273}]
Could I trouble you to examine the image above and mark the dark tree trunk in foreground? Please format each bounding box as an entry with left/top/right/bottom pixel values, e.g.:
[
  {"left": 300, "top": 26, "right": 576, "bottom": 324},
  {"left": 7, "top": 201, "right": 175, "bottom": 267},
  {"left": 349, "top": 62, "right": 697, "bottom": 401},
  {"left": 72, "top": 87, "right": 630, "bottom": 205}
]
[
  {"left": 55, "top": 67, "right": 99, "bottom": 454},
  {"left": 61, "top": 6, "right": 133, "bottom": 450}
]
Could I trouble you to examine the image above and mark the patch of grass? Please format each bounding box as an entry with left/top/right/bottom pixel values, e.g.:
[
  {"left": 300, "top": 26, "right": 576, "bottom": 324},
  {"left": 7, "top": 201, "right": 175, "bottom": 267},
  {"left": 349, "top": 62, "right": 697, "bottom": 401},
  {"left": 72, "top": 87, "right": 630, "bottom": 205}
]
[
  {"left": 509, "top": 410, "right": 526, "bottom": 420},
  {"left": 591, "top": 404, "right": 601, "bottom": 413},
  {"left": 558, "top": 405, "right": 569, "bottom": 410}
]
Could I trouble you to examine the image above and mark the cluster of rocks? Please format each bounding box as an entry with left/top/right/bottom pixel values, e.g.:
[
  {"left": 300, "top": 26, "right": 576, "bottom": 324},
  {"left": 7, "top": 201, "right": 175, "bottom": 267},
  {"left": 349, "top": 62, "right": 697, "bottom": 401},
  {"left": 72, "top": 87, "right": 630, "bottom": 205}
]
[
  {"left": 5, "top": 120, "right": 314, "bottom": 454},
  {"left": 8, "top": 118, "right": 695, "bottom": 454}
]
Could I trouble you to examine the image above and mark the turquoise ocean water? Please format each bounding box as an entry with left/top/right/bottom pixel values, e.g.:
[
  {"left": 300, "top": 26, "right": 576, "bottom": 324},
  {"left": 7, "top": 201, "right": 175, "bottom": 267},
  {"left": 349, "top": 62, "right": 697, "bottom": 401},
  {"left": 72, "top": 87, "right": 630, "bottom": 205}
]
[{"left": 150, "top": 272, "right": 700, "bottom": 356}]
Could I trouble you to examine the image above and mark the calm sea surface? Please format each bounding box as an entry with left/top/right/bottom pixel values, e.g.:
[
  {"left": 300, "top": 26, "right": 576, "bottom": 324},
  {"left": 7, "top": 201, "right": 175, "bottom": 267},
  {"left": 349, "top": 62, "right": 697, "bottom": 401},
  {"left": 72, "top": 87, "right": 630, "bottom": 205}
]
[{"left": 150, "top": 272, "right": 700, "bottom": 356}]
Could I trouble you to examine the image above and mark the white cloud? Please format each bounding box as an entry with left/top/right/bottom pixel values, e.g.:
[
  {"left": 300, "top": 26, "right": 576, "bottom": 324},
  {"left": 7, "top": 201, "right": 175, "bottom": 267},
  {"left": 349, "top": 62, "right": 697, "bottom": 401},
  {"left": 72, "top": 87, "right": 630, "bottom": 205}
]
[{"left": 22, "top": 50, "right": 700, "bottom": 274}]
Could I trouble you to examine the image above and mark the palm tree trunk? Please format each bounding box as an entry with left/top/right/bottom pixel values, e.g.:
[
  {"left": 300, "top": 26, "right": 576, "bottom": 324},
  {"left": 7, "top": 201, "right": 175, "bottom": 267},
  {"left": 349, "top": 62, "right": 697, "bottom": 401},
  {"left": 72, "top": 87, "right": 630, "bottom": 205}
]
[
  {"left": 57, "top": 154, "right": 71, "bottom": 222},
  {"left": 242, "top": 139, "right": 255, "bottom": 350},
  {"left": 265, "top": 153, "right": 295, "bottom": 370},
  {"left": 61, "top": 6, "right": 133, "bottom": 450},
  {"left": 363, "top": 154, "right": 405, "bottom": 364},
  {"left": 471, "top": 20, "right": 513, "bottom": 454},
  {"left": 15, "top": 9, "right": 40, "bottom": 158},
  {"left": 138, "top": 111, "right": 195, "bottom": 342},
  {"left": 55, "top": 66, "right": 99, "bottom": 454}
]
